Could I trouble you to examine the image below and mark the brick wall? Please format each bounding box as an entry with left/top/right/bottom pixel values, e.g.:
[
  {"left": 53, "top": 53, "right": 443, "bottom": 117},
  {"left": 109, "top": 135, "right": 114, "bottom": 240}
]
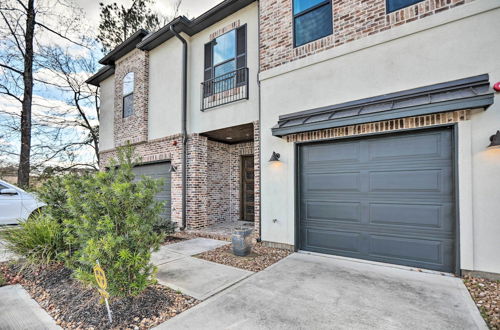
[
  {"left": 185, "top": 134, "right": 209, "bottom": 229},
  {"left": 228, "top": 141, "right": 254, "bottom": 222},
  {"left": 253, "top": 120, "right": 260, "bottom": 236},
  {"left": 205, "top": 129, "right": 259, "bottom": 227},
  {"left": 113, "top": 49, "right": 149, "bottom": 147},
  {"left": 100, "top": 134, "right": 184, "bottom": 226},
  {"left": 207, "top": 140, "right": 231, "bottom": 224},
  {"left": 284, "top": 110, "right": 471, "bottom": 143},
  {"left": 260, "top": 0, "right": 476, "bottom": 71}
]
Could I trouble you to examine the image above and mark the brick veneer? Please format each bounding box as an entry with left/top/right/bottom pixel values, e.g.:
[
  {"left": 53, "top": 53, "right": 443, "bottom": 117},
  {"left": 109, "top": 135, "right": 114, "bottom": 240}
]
[
  {"left": 284, "top": 109, "right": 471, "bottom": 143},
  {"left": 228, "top": 141, "right": 254, "bottom": 222},
  {"left": 100, "top": 134, "right": 184, "bottom": 225},
  {"left": 101, "top": 122, "right": 261, "bottom": 235},
  {"left": 259, "top": 0, "right": 476, "bottom": 71},
  {"left": 205, "top": 121, "right": 261, "bottom": 235},
  {"left": 114, "top": 49, "right": 149, "bottom": 147},
  {"left": 253, "top": 120, "right": 260, "bottom": 234},
  {"left": 207, "top": 141, "right": 231, "bottom": 224}
]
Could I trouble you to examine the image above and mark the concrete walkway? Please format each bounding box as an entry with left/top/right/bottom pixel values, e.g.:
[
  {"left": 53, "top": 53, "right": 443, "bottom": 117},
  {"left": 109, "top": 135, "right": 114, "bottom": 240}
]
[
  {"left": 0, "top": 285, "right": 60, "bottom": 330},
  {"left": 152, "top": 238, "right": 253, "bottom": 300},
  {"left": 157, "top": 252, "right": 487, "bottom": 330},
  {"left": 0, "top": 238, "right": 16, "bottom": 262}
]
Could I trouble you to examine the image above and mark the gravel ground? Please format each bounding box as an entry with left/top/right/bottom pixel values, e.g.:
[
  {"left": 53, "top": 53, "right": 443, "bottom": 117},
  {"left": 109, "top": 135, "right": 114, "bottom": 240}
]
[
  {"left": 195, "top": 242, "right": 292, "bottom": 272},
  {"left": 463, "top": 275, "right": 500, "bottom": 329},
  {"left": 0, "top": 262, "right": 199, "bottom": 329},
  {"left": 162, "top": 231, "right": 231, "bottom": 245}
]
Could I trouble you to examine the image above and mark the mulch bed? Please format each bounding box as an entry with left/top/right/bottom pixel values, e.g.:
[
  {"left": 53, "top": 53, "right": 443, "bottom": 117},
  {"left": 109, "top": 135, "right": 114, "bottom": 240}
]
[
  {"left": 463, "top": 275, "right": 500, "bottom": 329},
  {"left": 195, "top": 242, "right": 292, "bottom": 272},
  {"left": 0, "top": 261, "right": 198, "bottom": 329}
]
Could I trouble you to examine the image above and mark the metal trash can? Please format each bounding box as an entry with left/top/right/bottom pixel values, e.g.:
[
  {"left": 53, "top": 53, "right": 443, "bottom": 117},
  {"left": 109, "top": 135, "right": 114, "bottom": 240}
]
[{"left": 232, "top": 228, "right": 253, "bottom": 256}]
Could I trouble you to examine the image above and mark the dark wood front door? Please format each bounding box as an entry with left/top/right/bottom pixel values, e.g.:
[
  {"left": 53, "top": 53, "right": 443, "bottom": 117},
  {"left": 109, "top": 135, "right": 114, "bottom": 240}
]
[{"left": 241, "top": 155, "right": 255, "bottom": 221}]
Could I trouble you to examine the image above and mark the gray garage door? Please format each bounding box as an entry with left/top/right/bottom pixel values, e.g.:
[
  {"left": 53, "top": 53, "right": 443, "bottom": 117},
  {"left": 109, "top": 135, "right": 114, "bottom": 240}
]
[
  {"left": 133, "top": 162, "right": 172, "bottom": 221},
  {"left": 299, "top": 128, "right": 456, "bottom": 273}
]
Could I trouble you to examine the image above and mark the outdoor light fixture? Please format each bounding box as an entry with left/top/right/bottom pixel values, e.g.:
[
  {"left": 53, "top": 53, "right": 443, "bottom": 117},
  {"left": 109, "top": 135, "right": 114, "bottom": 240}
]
[
  {"left": 169, "top": 165, "right": 177, "bottom": 173},
  {"left": 488, "top": 131, "right": 500, "bottom": 148},
  {"left": 269, "top": 151, "right": 281, "bottom": 162}
]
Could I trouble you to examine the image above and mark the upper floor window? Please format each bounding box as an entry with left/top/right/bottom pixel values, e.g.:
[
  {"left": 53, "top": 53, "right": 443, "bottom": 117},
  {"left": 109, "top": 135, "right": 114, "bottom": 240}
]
[
  {"left": 293, "top": 0, "right": 333, "bottom": 47},
  {"left": 122, "top": 72, "right": 134, "bottom": 118},
  {"left": 386, "top": 0, "right": 424, "bottom": 13},
  {"left": 204, "top": 25, "right": 247, "bottom": 95}
]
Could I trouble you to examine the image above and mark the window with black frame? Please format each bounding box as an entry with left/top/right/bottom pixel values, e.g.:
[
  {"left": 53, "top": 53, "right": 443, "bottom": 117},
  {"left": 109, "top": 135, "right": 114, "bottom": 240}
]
[
  {"left": 293, "top": 0, "right": 333, "bottom": 47},
  {"left": 122, "top": 72, "right": 134, "bottom": 118},
  {"left": 386, "top": 0, "right": 423, "bottom": 13},
  {"left": 203, "top": 25, "right": 246, "bottom": 97}
]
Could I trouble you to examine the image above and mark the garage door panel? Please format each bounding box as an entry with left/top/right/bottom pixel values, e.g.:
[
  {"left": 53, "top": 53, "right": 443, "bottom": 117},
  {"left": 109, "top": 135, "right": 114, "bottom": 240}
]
[
  {"left": 369, "top": 235, "right": 445, "bottom": 263},
  {"left": 306, "top": 201, "right": 361, "bottom": 223},
  {"left": 299, "top": 128, "right": 456, "bottom": 273},
  {"left": 306, "top": 172, "right": 361, "bottom": 192},
  {"left": 369, "top": 169, "right": 448, "bottom": 192},
  {"left": 367, "top": 132, "right": 449, "bottom": 161},
  {"left": 369, "top": 202, "right": 453, "bottom": 231},
  {"left": 133, "top": 162, "right": 172, "bottom": 221},
  {"left": 304, "top": 228, "right": 362, "bottom": 254},
  {"left": 305, "top": 141, "right": 360, "bottom": 163}
]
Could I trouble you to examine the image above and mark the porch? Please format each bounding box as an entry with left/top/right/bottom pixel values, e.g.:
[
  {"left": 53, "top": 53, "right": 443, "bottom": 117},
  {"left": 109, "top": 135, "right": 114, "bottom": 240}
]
[{"left": 185, "top": 122, "right": 260, "bottom": 236}]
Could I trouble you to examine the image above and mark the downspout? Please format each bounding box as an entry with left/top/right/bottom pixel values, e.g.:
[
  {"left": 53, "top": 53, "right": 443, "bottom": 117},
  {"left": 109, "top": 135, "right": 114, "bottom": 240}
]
[
  {"left": 256, "top": 0, "right": 262, "bottom": 242},
  {"left": 170, "top": 24, "right": 188, "bottom": 230}
]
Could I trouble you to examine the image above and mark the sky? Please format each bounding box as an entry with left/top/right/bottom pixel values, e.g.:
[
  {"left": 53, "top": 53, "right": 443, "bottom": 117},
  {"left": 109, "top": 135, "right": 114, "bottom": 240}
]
[
  {"left": 76, "top": 0, "right": 223, "bottom": 27},
  {"left": 0, "top": 0, "right": 222, "bottom": 171}
]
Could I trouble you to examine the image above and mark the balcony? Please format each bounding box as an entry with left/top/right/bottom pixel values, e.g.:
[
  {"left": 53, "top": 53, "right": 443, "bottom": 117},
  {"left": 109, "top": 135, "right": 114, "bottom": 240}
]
[{"left": 201, "top": 67, "right": 249, "bottom": 111}]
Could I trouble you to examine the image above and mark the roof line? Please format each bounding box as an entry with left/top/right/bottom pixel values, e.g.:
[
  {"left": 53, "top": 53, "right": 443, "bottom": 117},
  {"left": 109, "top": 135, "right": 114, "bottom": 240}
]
[
  {"left": 85, "top": 65, "right": 115, "bottom": 86},
  {"left": 99, "top": 29, "right": 149, "bottom": 65}
]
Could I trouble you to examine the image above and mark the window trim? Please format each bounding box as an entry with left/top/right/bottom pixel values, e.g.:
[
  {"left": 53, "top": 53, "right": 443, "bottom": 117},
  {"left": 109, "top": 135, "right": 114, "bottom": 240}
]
[
  {"left": 122, "top": 72, "right": 135, "bottom": 118},
  {"left": 386, "top": 0, "right": 424, "bottom": 13},
  {"left": 292, "top": 0, "right": 333, "bottom": 48},
  {"left": 206, "top": 24, "right": 247, "bottom": 80},
  {"left": 203, "top": 24, "right": 247, "bottom": 97}
]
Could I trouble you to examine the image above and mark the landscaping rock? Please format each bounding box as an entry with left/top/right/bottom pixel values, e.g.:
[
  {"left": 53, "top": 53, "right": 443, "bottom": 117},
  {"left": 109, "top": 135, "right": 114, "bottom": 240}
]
[
  {"left": 464, "top": 275, "right": 500, "bottom": 329},
  {"left": 195, "top": 242, "right": 292, "bottom": 272}
]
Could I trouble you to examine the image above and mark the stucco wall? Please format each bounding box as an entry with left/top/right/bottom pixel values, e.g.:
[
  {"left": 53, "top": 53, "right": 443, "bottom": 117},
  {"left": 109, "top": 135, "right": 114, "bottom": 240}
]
[
  {"left": 187, "top": 2, "right": 259, "bottom": 134},
  {"left": 259, "top": 1, "right": 500, "bottom": 274},
  {"left": 98, "top": 76, "right": 115, "bottom": 151},
  {"left": 148, "top": 37, "right": 185, "bottom": 139}
]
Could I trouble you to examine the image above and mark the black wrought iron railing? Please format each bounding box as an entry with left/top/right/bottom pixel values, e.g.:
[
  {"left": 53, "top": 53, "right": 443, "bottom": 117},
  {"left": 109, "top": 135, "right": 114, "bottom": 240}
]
[{"left": 201, "top": 67, "right": 249, "bottom": 111}]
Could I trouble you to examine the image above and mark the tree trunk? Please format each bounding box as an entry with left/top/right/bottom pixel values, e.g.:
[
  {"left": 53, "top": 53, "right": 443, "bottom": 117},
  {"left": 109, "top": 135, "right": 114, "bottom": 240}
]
[{"left": 17, "top": 0, "right": 36, "bottom": 188}]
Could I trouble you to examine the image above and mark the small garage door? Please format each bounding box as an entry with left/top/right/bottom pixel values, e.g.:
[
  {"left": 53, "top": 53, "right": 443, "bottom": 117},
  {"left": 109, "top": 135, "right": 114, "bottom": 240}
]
[
  {"left": 133, "top": 162, "right": 172, "bottom": 221},
  {"left": 298, "top": 128, "right": 456, "bottom": 273}
]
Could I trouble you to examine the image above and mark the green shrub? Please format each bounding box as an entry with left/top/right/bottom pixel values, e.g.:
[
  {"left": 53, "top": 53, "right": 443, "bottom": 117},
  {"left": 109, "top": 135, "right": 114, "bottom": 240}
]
[
  {"left": 34, "top": 174, "right": 86, "bottom": 223},
  {"left": 0, "top": 213, "right": 68, "bottom": 264},
  {"left": 64, "top": 146, "right": 165, "bottom": 297}
]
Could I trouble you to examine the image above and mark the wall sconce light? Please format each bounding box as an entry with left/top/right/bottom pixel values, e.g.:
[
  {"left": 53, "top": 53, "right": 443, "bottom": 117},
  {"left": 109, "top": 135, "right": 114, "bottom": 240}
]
[
  {"left": 488, "top": 131, "right": 500, "bottom": 148},
  {"left": 169, "top": 165, "right": 177, "bottom": 173},
  {"left": 269, "top": 151, "right": 281, "bottom": 162}
]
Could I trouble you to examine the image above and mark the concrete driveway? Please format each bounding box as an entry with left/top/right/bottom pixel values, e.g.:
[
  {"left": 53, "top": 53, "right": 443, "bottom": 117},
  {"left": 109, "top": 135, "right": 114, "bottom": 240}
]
[{"left": 157, "top": 252, "right": 486, "bottom": 330}]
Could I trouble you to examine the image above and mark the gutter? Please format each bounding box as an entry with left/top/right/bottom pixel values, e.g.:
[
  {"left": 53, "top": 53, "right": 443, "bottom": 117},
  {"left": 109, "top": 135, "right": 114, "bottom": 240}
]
[
  {"left": 256, "top": 0, "right": 262, "bottom": 243},
  {"left": 170, "top": 24, "right": 188, "bottom": 231}
]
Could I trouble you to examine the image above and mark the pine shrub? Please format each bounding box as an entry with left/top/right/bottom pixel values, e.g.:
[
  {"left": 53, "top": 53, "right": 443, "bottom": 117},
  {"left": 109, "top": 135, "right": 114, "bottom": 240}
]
[{"left": 64, "top": 146, "right": 166, "bottom": 296}]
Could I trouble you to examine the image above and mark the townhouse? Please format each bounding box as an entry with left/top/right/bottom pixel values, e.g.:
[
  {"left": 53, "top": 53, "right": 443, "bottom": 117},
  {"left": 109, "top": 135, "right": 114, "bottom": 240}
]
[{"left": 88, "top": 0, "right": 500, "bottom": 277}]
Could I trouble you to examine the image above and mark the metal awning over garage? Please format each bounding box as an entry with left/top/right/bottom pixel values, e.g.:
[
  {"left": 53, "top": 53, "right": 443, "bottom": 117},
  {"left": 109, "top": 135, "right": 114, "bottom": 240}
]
[{"left": 272, "top": 74, "right": 494, "bottom": 137}]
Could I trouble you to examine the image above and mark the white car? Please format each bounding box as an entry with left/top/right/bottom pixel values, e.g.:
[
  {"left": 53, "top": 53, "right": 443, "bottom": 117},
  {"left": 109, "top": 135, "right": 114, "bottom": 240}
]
[{"left": 0, "top": 180, "right": 46, "bottom": 225}]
